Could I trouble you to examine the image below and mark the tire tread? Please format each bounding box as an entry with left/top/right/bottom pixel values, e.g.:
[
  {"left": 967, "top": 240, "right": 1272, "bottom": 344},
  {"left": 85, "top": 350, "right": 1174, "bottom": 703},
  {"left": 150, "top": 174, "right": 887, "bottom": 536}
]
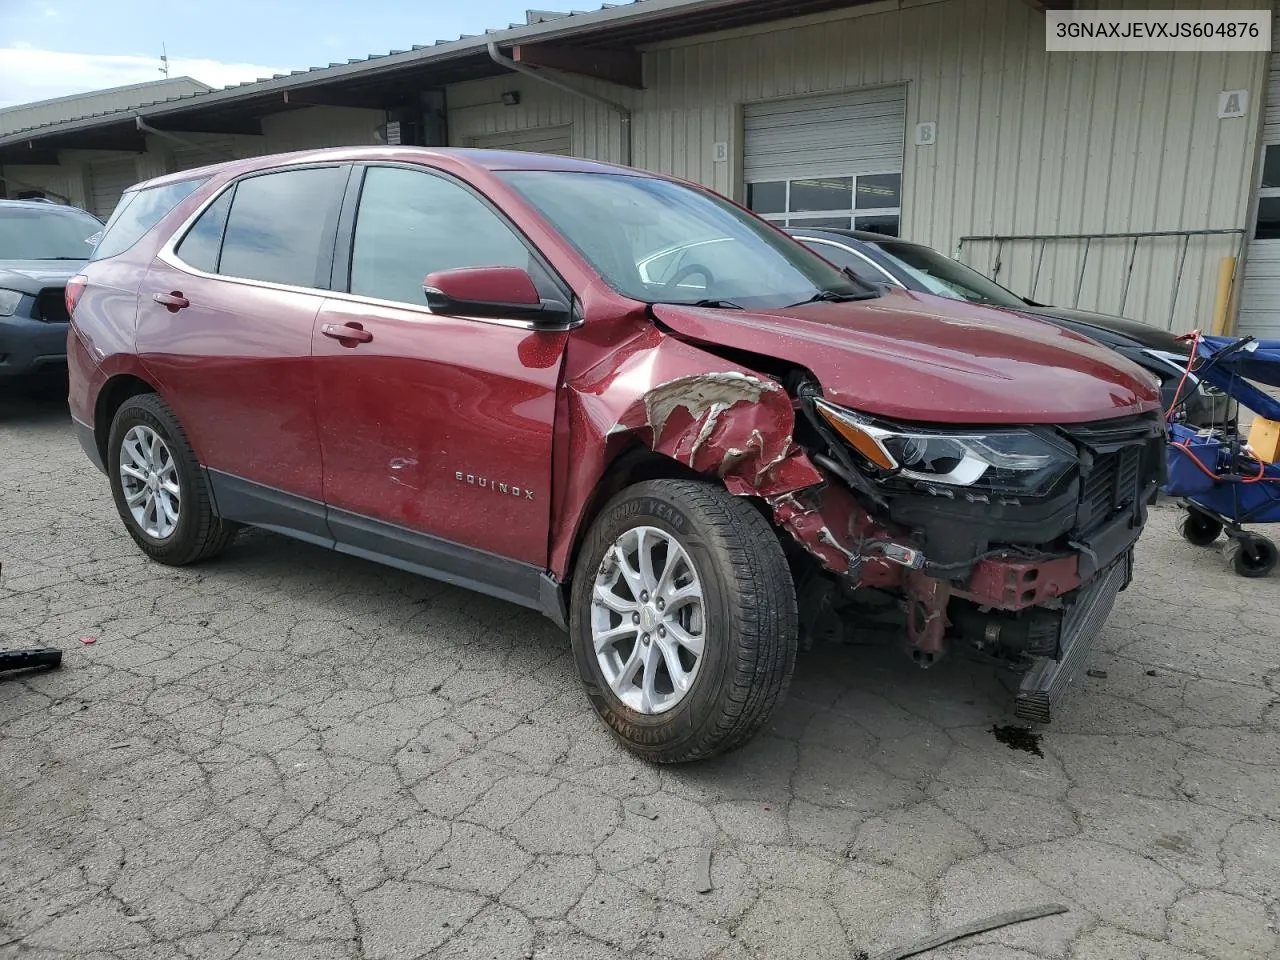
[
  {"left": 573, "top": 478, "right": 797, "bottom": 763},
  {"left": 109, "top": 393, "right": 237, "bottom": 566}
]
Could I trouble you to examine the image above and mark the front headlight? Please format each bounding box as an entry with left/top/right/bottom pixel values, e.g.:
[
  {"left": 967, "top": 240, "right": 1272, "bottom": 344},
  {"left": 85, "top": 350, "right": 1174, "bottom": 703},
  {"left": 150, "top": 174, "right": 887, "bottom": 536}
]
[
  {"left": 0, "top": 288, "right": 23, "bottom": 317},
  {"left": 814, "top": 399, "right": 1077, "bottom": 495}
]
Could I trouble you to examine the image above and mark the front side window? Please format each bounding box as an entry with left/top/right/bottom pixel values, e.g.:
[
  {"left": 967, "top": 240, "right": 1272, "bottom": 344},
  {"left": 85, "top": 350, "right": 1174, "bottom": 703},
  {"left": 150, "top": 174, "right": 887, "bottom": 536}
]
[
  {"left": 0, "top": 205, "right": 102, "bottom": 260},
  {"left": 217, "top": 166, "right": 346, "bottom": 288},
  {"left": 89, "top": 178, "right": 205, "bottom": 262},
  {"left": 349, "top": 166, "right": 532, "bottom": 306},
  {"left": 502, "top": 171, "right": 868, "bottom": 309}
]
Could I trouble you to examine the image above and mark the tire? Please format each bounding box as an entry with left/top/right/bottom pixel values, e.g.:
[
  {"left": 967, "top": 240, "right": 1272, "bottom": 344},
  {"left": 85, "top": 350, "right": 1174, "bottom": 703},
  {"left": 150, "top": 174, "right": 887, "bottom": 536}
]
[
  {"left": 107, "top": 393, "right": 237, "bottom": 566},
  {"left": 569, "top": 479, "right": 797, "bottom": 763},
  {"left": 1180, "top": 510, "right": 1223, "bottom": 547},
  {"left": 1224, "top": 535, "right": 1278, "bottom": 579}
]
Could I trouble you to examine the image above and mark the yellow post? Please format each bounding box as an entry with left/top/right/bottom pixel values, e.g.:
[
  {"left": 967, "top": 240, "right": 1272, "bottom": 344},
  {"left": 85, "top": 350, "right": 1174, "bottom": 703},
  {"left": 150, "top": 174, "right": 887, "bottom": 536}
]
[{"left": 1211, "top": 256, "right": 1237, "bottom": 336}]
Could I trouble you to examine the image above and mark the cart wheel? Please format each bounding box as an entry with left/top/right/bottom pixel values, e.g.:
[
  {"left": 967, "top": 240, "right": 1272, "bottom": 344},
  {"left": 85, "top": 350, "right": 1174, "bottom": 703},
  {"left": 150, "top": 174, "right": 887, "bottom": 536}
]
[
  {"left": 1180, "top": 511, "right": 1223, "bottom": 547},
  {"left": 1224, "top": 535, "right": 1278, "bottom": 578}
]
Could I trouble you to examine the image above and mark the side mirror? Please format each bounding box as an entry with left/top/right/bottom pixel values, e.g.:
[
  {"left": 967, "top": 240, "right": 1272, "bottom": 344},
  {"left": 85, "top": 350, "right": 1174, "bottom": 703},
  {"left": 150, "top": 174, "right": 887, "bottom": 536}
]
[{"left": 423, "top": 266, "right": 570, "bottom": 326}]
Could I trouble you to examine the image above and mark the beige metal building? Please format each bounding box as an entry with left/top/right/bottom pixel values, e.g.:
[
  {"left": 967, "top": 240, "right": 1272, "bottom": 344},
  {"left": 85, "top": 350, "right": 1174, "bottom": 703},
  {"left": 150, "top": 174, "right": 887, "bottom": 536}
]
[{"left": 1, "top": 0, "right": 1276, "bottom": 338}]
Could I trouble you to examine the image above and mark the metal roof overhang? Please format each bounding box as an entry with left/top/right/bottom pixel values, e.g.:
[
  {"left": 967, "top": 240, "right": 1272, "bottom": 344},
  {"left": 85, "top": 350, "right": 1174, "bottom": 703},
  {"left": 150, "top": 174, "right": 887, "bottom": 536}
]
[{"left": 0, "top": 0, "right": 871, "bottom": 164}]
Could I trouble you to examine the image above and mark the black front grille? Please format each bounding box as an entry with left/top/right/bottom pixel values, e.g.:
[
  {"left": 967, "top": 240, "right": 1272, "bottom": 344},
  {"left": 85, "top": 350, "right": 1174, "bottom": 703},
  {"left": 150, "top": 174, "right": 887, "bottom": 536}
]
[
  {"left": 1063, "top": 413, "right": 1163, "bottom": 535},
  {"left": 1077, "top": 446, "right": 1142, "bottom": 531},
  {"left": 34, "top": 287, "right": 68, "bottom": 323}
]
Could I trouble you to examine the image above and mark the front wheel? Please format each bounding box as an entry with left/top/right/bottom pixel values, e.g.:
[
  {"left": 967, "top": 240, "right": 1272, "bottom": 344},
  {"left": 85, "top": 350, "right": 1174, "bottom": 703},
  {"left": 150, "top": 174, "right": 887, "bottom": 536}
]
[{"left": 569, "top": 479, "right": 798, "bottom": 763}]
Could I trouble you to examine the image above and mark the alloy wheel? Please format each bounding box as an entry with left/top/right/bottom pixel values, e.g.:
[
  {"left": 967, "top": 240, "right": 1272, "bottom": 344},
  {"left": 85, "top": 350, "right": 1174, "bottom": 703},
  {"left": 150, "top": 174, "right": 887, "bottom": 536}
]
[
  {"left": 590, "top": 525, "right": 706, "bottom": 714},
  {"left": 119, "top": 425, "right": 181, "bottom": 540}
]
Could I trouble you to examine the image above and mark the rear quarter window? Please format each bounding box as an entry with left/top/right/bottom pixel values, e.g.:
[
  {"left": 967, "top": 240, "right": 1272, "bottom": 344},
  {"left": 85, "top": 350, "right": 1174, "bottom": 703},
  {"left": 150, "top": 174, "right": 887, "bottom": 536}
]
[{"left": 90, "top": 178, "right": 207, "bottom": 262}]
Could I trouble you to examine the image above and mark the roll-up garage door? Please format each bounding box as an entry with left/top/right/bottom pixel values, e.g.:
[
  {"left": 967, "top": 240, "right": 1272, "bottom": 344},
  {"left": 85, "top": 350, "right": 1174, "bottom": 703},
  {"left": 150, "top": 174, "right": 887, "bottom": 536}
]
[
  {"left": 743, "top": 86, "right": 906, "bottom": 235},
  {"left": 468, "top": 125, "right": 573, "bottom": 155},
  {"left": 1236, "top": 10, "right": 1280, "bottom": 339},
  {"left": 87, "top": 157, "right": 139, "bottom": 219}
]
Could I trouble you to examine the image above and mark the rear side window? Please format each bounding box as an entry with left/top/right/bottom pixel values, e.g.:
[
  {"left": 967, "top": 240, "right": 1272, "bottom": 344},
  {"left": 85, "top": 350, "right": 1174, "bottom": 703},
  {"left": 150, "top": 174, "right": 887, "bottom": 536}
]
[
  {"left": 216, "top": 167, "right": 345, "bottom": 288},
  {"left": 90, "top": 178, "right": 206, "bottom": 262},
  {"left": 174, "top": 188, "right": 234, "bottom": 273}
]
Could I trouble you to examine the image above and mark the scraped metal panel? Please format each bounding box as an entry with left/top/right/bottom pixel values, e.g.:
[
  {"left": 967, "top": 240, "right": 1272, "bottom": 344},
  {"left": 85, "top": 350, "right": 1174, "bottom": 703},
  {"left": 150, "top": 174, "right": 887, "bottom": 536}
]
[
  {"left": 469, "top": 124, "right": 574, "bottom": 154},
  {"left": 742, "top": 87, "right": 906, "bottom": 182},
  {"left": 87, "top": 157, "right": 138, "bottom": 218}
]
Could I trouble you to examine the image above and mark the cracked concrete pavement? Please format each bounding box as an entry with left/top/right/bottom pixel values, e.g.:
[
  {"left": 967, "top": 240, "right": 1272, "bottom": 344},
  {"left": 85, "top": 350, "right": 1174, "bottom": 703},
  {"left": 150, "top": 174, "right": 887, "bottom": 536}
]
[{"left": 2, "top": 388, "right": 1278, "bottom": 960}]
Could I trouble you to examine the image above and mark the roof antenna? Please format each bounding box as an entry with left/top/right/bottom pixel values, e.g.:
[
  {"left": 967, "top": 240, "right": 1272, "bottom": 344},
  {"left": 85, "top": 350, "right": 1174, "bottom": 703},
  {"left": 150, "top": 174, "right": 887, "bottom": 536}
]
[{"left": 159, "top": 43, "right": 170, "bottom": 78}]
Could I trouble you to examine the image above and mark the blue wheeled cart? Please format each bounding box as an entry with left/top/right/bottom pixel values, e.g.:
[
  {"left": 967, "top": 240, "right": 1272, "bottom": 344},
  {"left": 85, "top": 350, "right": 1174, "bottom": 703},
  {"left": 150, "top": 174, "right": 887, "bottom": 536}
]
[{"left": 1163, "top": 335, "right": 1280, "bottom": 578}]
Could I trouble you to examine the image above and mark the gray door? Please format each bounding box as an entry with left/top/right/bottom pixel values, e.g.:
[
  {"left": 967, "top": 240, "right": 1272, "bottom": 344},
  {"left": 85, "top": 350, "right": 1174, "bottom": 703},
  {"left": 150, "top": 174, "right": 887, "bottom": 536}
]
[
  {"left": 87, "top": 157, "right": 138, "bottom": 219},
  {"left": 1237, "top": 10, "right": 1280, "bottom": 339},
  {"left": 743, "top": 86, "right": 906, "bottom": 235},
  {"left": 468, "top": 125, "right": 573, "bottom": 155}
]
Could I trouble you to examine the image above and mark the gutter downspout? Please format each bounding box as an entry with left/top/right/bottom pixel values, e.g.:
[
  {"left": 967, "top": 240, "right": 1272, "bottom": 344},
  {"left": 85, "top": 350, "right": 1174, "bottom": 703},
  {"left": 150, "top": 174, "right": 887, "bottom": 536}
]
[
  {"left": 486, "top": 41, "right": 632, "bottom": 167},
  {"left": 134, "top": 115, "right": 239, "bottom": 162}
]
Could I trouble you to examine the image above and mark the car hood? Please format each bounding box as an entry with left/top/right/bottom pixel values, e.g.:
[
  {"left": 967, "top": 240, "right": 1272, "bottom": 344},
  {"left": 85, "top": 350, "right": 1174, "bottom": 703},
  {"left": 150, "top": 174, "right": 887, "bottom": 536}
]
[
  {"left": 1016, "top": 303, "right": 1186, "bottom": 353},
  {"left": 0, "top": 259, "right": 85, "bottom": 294},
  {"left": 651, "top": 288, "right": 1162, "bottom": 425}
]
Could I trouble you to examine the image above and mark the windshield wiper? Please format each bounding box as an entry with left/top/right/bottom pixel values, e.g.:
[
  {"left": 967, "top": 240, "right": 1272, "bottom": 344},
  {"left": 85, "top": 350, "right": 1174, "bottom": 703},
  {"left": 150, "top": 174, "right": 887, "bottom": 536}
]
[
  {"left": 788, "top": 288, "right": 875, "bottom": 307},
  {"left": 688, "top": 298, "right": 745, "bottom": 309},
  {"left": 34, "top": 256, "right": 85, "bottom": 260}
]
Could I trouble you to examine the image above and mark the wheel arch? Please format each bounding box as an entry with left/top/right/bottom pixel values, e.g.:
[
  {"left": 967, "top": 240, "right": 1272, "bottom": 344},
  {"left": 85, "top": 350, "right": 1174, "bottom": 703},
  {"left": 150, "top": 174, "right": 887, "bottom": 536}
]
[
  {"left": 556, "top": 441, "right": 784, "bottom": 599},
  {"left": 94, "top": 373, "right": 160, "bottom": 467}
]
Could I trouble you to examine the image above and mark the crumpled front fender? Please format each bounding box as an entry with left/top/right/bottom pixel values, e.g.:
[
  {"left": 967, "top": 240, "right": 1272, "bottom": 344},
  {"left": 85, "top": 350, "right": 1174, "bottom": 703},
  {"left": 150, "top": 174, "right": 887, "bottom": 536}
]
[{"left": 549, "top": 325, "right": 824, "bottom": 578}]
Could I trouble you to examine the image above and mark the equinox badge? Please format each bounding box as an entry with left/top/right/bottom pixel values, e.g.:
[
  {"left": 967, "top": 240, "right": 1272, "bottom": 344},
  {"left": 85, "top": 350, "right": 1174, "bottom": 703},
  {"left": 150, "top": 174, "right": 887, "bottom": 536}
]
[{"left": 455, "top": 471, "right": 534, "bottom": 500}]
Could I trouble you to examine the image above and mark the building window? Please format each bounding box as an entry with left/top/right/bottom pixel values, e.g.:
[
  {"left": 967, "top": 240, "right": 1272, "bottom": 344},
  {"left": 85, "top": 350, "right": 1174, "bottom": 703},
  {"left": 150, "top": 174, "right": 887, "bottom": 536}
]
[
  {"left": 1255, "top": 145, "right": 1280, "bottom": 240},
  {"left": 746, "top": 173, "right": 901, "bottom": 236},
  {"left": 1255, "top": 196, "right": 1280, "bottom": 241}
]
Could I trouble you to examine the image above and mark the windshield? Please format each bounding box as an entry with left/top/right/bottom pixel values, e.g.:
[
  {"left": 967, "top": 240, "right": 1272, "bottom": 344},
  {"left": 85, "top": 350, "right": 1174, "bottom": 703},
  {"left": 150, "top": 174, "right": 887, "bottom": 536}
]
[
  {"left": 0, "top": 205, "right": 102, "bottom": 260},
  {"left": 499, "top": 170, "right": 869, "bottom": 308},
  {"left": 872, "top": 240, "right": 1026, "bottom": 307}
]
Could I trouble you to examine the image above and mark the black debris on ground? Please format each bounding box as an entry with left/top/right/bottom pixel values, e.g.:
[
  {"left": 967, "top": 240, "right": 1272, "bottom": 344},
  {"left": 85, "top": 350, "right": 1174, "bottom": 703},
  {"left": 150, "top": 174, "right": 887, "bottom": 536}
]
[{"left": 991, "top": 724, "right": 1044, "bottom": 758}]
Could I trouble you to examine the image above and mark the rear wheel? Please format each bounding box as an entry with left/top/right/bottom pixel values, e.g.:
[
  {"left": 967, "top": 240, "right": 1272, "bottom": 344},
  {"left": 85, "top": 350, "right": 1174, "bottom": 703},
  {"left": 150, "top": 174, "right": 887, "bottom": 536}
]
[
  {"left": 1224, "top": 534, "right": 1278, "bottom": 579},
  {"left": 108, "top": 393, "right": 237, "bottom": 566},
  {"left": 1180, "top": 510, "right": 1223, "bottom": 546},
  {"left": 569, "top": 479, "right": 797, "bottom": 763}
]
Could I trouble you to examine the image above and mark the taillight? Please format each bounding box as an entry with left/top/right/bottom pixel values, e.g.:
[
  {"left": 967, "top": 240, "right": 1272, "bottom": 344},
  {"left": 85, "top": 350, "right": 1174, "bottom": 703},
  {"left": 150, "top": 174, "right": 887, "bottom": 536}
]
[{"left": 65, "top": 274, "right": 88, "bottom": 319}]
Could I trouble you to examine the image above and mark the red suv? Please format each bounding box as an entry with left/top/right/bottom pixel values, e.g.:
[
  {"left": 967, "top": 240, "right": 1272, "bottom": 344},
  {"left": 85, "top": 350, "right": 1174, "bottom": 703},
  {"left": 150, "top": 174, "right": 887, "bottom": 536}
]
[{"left": 68, "top": 147, "right": 1165, "bottom": 762}]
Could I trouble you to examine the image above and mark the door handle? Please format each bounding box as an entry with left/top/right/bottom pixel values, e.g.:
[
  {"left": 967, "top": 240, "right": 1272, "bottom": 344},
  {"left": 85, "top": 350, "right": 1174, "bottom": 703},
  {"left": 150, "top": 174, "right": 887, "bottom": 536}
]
[
  {"left": 152, "top": 291, "right": 189, "bottom": 312},
  {"left": 322, "top": 322, "right": 374, "bottom": 345}
]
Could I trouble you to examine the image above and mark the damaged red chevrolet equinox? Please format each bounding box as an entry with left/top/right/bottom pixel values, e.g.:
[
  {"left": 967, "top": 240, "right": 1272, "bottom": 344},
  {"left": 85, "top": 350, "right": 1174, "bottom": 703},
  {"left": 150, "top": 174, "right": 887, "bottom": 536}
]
[{"left": 67, "top": 147, "right": 1166, "bottom": 762}]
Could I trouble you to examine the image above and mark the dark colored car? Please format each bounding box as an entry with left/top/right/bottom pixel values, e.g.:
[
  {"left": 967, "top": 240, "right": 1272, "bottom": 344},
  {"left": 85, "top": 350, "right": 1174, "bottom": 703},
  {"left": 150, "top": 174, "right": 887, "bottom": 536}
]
[
  {"left": 0, "top": 199, "right": 102, "bottom": 381},
  {"left": 789, "top": 227, "right": 1228, "bottom": 426},
  {"left": 67, "top": 147, "right": 1164, "bottom": 761}
]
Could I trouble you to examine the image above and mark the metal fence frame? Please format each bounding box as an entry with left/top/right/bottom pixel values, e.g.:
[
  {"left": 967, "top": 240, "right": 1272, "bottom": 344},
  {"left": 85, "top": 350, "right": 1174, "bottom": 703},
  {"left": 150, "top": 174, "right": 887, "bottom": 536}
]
[{"left": 957, "top": 228, "right": 1248, "bottom": 327}]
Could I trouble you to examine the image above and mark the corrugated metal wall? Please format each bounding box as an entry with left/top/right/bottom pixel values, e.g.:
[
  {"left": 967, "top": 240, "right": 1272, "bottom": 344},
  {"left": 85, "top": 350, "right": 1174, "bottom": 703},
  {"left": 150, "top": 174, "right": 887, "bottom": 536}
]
[
  {"left": 445, "top": 0, "right": 1268, "bottom": 333},
  {"left": 446, "top": 75, "right": 628, "bottom": 161}
]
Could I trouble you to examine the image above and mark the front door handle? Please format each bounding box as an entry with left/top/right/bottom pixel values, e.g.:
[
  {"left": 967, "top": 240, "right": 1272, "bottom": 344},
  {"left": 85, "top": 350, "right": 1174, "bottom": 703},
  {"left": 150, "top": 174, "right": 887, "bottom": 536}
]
[
  {"left": 321, "top": 321, "right": 373, "bottom": 345},
  {"left": 152, "top": 291, "right": 189, "bottom": 312}
]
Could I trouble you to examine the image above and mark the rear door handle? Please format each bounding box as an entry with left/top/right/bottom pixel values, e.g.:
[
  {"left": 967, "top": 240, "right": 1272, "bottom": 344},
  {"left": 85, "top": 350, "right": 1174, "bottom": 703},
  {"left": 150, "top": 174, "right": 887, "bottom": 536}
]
[
  {"left": 321, "top": 321, "right": 373, "bottom": 345},
  {"left": 152, "top": 291, "right": 189, "bottom": 311}
]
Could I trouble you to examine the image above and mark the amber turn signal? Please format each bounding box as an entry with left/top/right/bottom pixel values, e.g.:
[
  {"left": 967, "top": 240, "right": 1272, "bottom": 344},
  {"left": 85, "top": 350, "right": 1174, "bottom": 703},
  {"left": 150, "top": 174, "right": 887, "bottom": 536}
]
[{"left": 814, "top": 401, "right": 898, "bottom": 471}]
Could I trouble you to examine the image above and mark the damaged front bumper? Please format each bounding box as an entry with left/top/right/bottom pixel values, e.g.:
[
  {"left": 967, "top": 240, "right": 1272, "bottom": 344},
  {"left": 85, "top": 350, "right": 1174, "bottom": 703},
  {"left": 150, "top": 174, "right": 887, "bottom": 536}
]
[{"left": 771, "top": 411, "right": 1165, "bottom": 723}]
